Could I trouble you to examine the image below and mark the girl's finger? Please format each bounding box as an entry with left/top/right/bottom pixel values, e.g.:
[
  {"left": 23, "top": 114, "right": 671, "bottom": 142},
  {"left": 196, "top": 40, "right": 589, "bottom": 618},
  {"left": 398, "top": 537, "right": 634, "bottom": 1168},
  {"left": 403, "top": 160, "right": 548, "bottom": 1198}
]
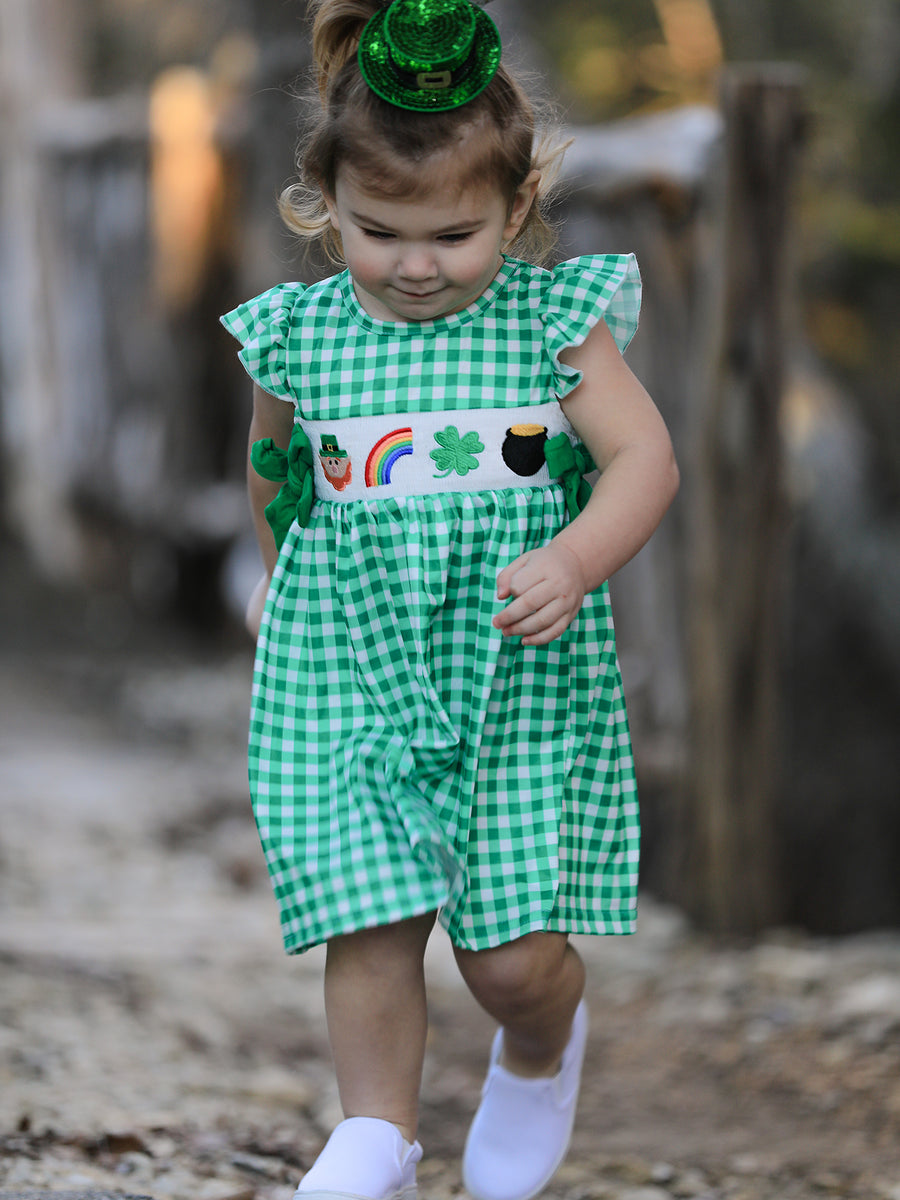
[
  {"left": 493, "top": 587, "right": 548, "bottom": 630},
  {"left": 496, "top": 551, "right": 533, "bottom": 598},
  {"left": 521, "top": 612, "right": 573, "bottom": 646},
  {"left": 495, "top": 593, "right": 567, "bottom": 636}
]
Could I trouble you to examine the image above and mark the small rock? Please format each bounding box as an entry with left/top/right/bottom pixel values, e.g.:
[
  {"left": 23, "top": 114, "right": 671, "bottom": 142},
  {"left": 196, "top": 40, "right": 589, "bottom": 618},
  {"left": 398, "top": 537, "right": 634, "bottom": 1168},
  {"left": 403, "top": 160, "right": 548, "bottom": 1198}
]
[
  {"left": 555, "top": 1160, "right": 596, "bottom": 1185},
  {"left": 230, "top": 1151, "right": 286, "bottom": 1180},
  {"left": 195, "top": 1184, "right": 256, "bottom": 1200},
  {"left": 608, "top": 1158, "right": 660, "bottom": 1186},
  {"left": 832, "top": 976, "right": 900, "bottom": 1023},
  {"left": 617, "top": 1189, "right": 673, "bottom": 1200},
  {"left": 753, "top": 943, "right": 830, "bottom": 990},
  {"left": 728, "top": 1154, "right": 760, "bottom": 1175},
  {"left": 658, "top": 994, "right": 731, "bottom": 1027},
  {"left": 61, "top": 1168, "right": 123, "bottom": 1190},
  {"left": 812, "top": 1170, "right": 847, "bottom": 1193},
  {"left": 241, "top": 1064, "right": 316, "bottom": 1107},
  {"left": 146, "top": 1134, "right": 178, "bottom": 1158},
  {"left": 100, "top": 1131, "right": 151, "bottom": 1155},
  {"left": 671, "top": 1169, "right": 711, "bottom": 1197},
  {"left": 135, "top": 1111, "right": 183, "bottom": 1132},
  {"left": 114, "top": 1152, "right": 155, "bottom": 1181},
  {"left": 0, "top": 1193, "right": 155, "bottom": 1200}
]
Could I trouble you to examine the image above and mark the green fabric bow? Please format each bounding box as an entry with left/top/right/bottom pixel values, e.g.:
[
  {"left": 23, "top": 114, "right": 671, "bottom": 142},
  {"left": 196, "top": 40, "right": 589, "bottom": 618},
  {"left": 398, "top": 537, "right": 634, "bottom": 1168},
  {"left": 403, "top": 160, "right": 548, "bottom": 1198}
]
[
  {"left": 544, "top": 433, "right": 596, "bottom": 521},
  {"left": 250, "top": 424, "right": 315, "bottom": 548}
]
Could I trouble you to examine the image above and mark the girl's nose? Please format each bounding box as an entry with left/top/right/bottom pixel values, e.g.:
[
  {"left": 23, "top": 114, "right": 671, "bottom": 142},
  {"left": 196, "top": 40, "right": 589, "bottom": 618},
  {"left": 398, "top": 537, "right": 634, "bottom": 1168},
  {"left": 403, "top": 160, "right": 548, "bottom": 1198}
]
[{"left": 397, "top": 246, "right": 438, "bottom": 280}]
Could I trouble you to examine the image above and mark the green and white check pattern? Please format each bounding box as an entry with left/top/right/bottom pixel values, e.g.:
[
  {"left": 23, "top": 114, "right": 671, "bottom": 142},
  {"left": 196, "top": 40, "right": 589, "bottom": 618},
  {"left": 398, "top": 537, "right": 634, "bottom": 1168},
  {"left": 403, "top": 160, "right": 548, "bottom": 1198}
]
[
  {"left": 221, "top": 254, "right": 641, "bottom": 418},
  {"left": 223, "top": 254, "right": 642, "bottom": 954}
]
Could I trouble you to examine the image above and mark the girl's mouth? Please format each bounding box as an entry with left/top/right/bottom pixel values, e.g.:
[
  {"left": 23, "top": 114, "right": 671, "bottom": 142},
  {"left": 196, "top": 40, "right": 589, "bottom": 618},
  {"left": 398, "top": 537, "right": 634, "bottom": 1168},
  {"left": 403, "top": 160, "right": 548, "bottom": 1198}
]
[{"left": 395, "top": 285, "right": 443, "bottom": 299}]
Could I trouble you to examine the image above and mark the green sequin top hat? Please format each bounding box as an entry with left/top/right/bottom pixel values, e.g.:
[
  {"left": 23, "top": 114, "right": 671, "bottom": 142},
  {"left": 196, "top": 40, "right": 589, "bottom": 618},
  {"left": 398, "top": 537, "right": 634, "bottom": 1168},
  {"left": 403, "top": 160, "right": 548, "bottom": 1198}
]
[{"left": 358, "top": 0, "right": 502, "bottom": 113}]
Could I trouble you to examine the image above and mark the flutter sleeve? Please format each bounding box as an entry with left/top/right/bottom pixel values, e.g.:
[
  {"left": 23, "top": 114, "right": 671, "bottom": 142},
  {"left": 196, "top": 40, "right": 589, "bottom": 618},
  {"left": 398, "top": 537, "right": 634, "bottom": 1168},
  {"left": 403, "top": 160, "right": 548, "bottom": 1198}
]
[
  {"left": 541, "top": 254, "right": 642, "bottom": 400},
  {"left": 220, "top": 283, "right": 306, "bottom": 401}
]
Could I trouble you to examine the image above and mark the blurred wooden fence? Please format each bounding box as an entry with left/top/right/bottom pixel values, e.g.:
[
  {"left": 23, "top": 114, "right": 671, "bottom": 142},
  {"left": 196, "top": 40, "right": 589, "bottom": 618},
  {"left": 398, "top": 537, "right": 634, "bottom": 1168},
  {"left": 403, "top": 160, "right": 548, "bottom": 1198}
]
[
  {"left": 556, "top": 70, "right": 807, "bottom": 934},
  {"left": 0, "top": 30, "right": 820, "bottom": 934}
]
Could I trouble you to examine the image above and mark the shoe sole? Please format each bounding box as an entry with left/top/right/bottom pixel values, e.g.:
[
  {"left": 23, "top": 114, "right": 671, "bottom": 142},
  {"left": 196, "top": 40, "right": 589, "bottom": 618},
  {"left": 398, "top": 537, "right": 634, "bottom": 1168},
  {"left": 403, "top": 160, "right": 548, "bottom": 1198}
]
[{"left": 296, "top": 1190, "right": 415, "bottom": 1200}]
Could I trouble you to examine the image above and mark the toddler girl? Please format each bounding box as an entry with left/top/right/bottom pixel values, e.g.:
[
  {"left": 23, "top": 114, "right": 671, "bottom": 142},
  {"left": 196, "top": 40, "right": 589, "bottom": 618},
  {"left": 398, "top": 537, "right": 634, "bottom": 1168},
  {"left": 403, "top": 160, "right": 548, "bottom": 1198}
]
[{"left": 222, "top": 2, "right": 679, "bottom": 1198}]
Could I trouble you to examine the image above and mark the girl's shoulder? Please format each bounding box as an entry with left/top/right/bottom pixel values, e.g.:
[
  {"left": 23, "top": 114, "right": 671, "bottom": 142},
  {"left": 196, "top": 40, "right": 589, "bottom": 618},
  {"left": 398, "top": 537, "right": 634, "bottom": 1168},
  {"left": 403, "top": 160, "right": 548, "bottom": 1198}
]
[
  {"left": 220, "top": 273, "right": 345, "bottom": 339},
  {"left": 220, "top": 273, "right": 348, "bottom": 400},
  {"left": 508, "top": 254, "right": 642, "bottom": 401},
  {"left": 510, "top": 254, "right": 641, "bottom": 349}
]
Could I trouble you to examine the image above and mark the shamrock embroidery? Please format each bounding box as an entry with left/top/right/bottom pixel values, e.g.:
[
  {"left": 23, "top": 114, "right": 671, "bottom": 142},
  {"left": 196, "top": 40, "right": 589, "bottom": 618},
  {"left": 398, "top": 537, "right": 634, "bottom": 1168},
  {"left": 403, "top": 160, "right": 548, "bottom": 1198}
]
[{"left": 430, "top": 425, "right": 485, "bottom": 478}]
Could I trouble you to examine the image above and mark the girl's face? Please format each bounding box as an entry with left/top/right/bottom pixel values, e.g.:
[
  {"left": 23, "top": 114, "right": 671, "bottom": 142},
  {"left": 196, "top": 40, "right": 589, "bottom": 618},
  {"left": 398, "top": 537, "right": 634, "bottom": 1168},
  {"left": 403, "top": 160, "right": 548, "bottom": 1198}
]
[{"left": 323, "top": 162, "right": 539, "bottom": 323}]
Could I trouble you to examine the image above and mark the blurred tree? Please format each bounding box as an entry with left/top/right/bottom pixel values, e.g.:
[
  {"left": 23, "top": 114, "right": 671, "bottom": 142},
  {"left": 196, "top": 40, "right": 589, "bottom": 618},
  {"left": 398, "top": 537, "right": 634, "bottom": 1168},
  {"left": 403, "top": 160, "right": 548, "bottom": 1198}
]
[
  {"left": 714, "top": 0, "right": 900, "bottom": 498},
  {"left": 0, "top": 0, "right": 91, "bottom": 574},
  {"left": 509, "top": 0, "right": 900, "bottom": 497}
]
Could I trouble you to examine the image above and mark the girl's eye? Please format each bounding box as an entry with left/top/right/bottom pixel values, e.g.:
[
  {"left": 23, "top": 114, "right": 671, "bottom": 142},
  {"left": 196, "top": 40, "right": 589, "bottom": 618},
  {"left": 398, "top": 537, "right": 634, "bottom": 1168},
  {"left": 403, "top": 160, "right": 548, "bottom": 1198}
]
[
  {"left": 438, "top": 232, "right": 473, "bottom": 244},
  {"left": 362, "top": 229, "right": 395, "bottom": 240}
]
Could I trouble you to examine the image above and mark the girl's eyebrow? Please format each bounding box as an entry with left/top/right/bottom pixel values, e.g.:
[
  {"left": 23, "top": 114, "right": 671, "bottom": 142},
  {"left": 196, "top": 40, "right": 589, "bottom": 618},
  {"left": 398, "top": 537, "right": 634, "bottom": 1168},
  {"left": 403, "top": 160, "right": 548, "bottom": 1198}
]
[
  {"left": 350, "top": 211, "right": 398, "bottom": 231},
  {"left": 352, "top": 211, "right": 393, "bottom": 229},
  {"left": 436, "top": 218, "right": 488, "bottom": 233},
  {"left": 350, "top": 210, "right": 487, "bottom": 234}
]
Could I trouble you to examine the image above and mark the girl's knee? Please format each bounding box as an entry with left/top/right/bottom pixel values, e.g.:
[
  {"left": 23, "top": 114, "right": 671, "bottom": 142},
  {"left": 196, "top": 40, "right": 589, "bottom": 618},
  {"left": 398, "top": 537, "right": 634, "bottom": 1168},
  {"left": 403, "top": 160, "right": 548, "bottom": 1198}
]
[{"left": 454, "top": 932, "right": 572, "bottom": 1014}]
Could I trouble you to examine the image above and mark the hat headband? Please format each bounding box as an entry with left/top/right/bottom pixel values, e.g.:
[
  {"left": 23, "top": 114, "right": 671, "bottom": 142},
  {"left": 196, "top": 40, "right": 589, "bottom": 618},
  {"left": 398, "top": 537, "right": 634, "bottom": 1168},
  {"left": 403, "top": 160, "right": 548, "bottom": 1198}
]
[{"left": 358, "top": 0, "right": 502, "bottom": 113}]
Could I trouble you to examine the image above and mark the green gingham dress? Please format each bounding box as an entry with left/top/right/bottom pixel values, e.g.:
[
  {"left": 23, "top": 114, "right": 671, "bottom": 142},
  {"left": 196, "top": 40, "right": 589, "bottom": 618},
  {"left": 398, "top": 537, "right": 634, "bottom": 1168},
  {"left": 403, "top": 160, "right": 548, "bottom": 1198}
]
[{"left": 222, "top": 253, "right": 642, "bottom": 955}]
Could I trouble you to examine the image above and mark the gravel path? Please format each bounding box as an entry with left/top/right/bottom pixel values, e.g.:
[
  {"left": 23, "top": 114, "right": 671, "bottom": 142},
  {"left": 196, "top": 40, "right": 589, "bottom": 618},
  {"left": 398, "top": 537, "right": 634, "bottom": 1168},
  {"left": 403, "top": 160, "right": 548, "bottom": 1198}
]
[{"left": 1, "top": 648, "right": 899, "bottom": 1200}]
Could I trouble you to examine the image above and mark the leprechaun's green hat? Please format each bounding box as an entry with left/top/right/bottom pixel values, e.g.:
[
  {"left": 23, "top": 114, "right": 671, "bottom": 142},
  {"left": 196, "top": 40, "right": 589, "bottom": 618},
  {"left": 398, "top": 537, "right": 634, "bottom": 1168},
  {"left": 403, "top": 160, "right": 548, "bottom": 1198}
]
[
  {"left": 358, "top": 0, "right": 502, "bottom": 113},
  {"left": 319, "top": 434, "right": 348, "bottom": 458}
]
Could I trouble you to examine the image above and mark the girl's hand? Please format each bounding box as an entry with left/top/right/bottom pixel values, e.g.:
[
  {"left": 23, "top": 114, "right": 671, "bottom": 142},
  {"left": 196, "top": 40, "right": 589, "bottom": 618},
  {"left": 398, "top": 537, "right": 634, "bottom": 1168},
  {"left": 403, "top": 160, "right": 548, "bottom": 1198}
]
[
  {"left": 245, "top": 571, "right": 271, "bottom": 639},
  {"left": 493, "top": 542, "right": 586, "bottom": 646}
]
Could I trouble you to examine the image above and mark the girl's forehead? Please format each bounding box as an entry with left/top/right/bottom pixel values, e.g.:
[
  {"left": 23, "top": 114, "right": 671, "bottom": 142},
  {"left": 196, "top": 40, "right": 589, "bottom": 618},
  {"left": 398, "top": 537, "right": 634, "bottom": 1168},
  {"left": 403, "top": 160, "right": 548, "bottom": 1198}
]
[{"left": 335, "top": 163, "right": 506, "bottom": 220}]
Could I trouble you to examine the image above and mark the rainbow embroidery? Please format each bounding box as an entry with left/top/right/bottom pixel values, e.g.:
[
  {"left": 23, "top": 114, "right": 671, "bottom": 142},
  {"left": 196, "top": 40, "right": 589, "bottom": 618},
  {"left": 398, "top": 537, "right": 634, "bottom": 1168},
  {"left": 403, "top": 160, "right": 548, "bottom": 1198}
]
[{"left": 365, "top": 428, "right": 413, "bottom": 487}]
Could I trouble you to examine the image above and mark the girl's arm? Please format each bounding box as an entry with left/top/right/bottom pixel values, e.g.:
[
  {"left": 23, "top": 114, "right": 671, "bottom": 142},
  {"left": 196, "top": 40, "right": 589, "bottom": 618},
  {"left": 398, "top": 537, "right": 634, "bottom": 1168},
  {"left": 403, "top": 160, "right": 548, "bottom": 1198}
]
[
  {"left": 494, "top": 319, "right": 679, "bottom": 646},
  {"left": 246, "top": 383, "right": 296, "bottom": 634}
]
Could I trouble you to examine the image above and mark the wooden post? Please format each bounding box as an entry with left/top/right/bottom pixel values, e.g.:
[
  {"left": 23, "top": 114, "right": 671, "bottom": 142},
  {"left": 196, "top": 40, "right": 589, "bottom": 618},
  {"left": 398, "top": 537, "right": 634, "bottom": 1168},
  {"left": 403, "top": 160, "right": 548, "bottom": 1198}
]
[
  {"left": 0, "top": 0, "right": 87, "bottom": 577},
  {"left": 679, "top": 65, "right": 806, "bottom": 933}
]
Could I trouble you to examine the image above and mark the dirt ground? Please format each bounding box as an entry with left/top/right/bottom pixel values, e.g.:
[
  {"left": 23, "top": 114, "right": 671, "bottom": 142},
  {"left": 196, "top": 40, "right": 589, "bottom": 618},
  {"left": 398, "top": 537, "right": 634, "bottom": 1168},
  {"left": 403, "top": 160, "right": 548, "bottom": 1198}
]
[{"left": 1, "top": 626, "right": 899, "bottom": 1200}]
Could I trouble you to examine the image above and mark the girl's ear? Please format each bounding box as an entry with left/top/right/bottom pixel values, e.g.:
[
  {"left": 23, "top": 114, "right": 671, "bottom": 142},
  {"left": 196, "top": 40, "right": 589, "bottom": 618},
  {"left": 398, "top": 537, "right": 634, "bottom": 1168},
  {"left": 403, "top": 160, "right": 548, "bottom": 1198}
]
[
  {"left": 322, "top": 191, "right": 340, "bottom": 231},
  {"left": 503, "top": 169, "right": 541, "bottom": 244}
]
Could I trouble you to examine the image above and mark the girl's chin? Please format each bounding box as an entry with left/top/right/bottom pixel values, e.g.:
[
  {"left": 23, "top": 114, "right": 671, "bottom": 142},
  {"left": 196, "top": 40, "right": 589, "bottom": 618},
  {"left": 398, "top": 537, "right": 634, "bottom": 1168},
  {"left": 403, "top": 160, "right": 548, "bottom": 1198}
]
[
  {"left": 362, "top": 288, "right": 452, "bottom": 321},
  {"left": 354, "top": 280, "right": 484, "bottom": 322}
]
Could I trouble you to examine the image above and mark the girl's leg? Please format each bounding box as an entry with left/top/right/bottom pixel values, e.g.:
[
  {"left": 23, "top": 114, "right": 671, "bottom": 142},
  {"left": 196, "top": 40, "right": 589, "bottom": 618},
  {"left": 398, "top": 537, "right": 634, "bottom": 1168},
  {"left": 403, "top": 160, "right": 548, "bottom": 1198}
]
[
  {"left": 324, "top": 910, "right": 437, "bottom": 1144},
  {"left": 454, "top": 932, "right": 589, "bottom": 1200},
  {"left": 453, "top": 931, "right": 585, "bottom": 1076}
]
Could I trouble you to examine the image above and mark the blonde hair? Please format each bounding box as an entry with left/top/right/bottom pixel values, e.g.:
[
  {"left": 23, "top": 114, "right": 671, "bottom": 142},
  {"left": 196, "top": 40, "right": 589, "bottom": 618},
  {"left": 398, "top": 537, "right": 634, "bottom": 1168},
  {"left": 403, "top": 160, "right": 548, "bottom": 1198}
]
[{"left": 280, "top": 0, "right": 569, "bottom": 264}]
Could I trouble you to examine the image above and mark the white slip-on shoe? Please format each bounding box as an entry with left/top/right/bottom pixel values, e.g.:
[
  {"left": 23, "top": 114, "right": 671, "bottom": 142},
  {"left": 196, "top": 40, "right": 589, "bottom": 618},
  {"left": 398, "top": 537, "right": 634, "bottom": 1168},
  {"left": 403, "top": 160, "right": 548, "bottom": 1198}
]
[
  {"left": 462, "top": 1000, "right": 589, "bottom": 1200},
  {"left": 295, "top": 1116, "right": 422, "bottom": 1200}
]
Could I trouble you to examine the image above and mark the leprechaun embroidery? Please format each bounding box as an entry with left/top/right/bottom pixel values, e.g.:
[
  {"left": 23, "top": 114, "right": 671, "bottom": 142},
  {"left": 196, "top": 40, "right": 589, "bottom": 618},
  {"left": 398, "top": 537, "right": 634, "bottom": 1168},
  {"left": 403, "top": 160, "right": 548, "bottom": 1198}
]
[{"left": 319, "top": 433, "right": 352, "bottom": 491}]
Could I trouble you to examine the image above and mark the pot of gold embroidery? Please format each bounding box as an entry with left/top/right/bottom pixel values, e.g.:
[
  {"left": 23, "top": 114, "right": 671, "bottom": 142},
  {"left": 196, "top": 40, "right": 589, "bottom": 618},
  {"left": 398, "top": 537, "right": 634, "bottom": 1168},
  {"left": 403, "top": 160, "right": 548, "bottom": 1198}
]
[{"left": 502, "top": 424, "right": 548, "bottom": 476}]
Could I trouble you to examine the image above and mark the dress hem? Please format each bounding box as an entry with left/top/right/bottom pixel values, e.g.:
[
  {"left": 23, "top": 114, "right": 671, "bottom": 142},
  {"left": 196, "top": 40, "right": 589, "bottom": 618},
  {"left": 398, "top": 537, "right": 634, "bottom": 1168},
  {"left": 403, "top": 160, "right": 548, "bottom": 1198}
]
[{"left": 279, "top": 903, "right": 638, "bottom": 956}]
